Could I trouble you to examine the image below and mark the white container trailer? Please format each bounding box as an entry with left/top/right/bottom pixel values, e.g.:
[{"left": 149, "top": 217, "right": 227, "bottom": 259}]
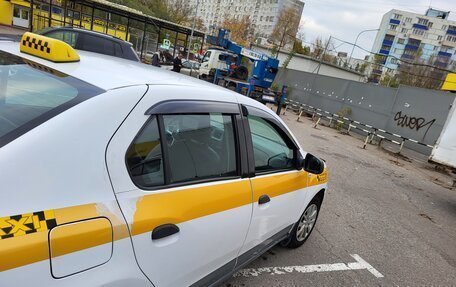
[{"left": 429, "top": 97, "right": 456, "bottom": 169}]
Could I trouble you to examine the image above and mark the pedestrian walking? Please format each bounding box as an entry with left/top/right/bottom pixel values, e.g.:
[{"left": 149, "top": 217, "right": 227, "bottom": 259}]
[
  {"left": 151, "top": 50, "right": 161, "bottom": 67},
  {"left": 172, "top": 53, "right": 183, "bottom": 73}
]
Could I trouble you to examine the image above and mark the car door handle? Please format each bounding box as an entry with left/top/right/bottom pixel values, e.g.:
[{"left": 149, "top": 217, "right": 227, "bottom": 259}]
[
  {"left": 258, "top": 194, "right": 271, "bottom": 205},
  {"left": 151, "top": 224, "right": 180, "bottom": 240}
]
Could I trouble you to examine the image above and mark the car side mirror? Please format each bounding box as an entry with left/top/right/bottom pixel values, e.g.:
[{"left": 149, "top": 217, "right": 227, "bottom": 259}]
[
  {"left": 268, "top": 153, "right": 290, "bottom": 169},
  {"left": 296, "top": 153, "right": 305, "bottom": 170},
  {"left": 303, "top": 153, "right": 324, "bottom": 174}
]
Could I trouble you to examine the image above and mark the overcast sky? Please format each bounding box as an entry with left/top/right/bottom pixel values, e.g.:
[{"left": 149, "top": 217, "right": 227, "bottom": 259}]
[{"left": 300, "top": 0, "right": 456, "bottom": 59}]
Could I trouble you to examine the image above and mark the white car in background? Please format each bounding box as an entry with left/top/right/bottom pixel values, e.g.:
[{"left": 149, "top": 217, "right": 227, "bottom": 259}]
[{"left": 162, "top": 59, "right": 200, "bottom": 77}]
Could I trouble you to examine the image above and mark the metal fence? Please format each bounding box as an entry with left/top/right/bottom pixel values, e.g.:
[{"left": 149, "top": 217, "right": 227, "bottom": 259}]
[{"left": 276, "top": 68, "right": 456, "bottom": 155}]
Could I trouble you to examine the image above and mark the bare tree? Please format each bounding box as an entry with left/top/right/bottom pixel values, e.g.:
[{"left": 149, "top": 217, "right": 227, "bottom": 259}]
[
  {"left": 396, "top": 55, "right": 447, "bottom": 89},
  {"left": 270, "top": 7, "right": 301, "bottom": 56},
  {"left": 110, "top": 0, "right": 201, "bottom": 27},
  {"left": 311, "top": 37, "right": 324, "bottom": 58},
  {"left": 310, "top": 37, "right": 333, "bottom": 62}
]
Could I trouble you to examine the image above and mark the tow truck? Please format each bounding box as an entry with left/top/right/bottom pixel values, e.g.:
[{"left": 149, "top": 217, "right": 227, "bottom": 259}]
[{"left": 199, "top": 29, "right": 280, "bottom": 103}]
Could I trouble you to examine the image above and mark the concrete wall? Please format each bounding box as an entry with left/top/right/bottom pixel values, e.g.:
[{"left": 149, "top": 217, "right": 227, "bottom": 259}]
[
  {"left": 276, "top": 68, "right": 456, "bottom": 155},
  {"left": 252, "top": 45, "right": 365, "bottom": 82}
]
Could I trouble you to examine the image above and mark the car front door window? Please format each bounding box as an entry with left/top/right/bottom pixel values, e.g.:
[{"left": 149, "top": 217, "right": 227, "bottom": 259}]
[{"left": 247, "top": 115, "right": 294, "bottom": 173}]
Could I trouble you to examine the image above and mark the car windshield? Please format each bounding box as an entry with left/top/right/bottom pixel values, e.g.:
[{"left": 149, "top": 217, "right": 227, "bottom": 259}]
[
  {"left": 202, "top": 51, "right": 211, "bottom": 63},
  {"left": 0, "top": 50, "right": 104, "bottom": 147}
]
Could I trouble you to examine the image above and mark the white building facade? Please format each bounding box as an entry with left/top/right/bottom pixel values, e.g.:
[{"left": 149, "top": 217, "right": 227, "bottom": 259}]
[
  {"left": 370, "top": 8, "right": 456, "bottom": 82},
  {"left": 185, "top": 0, "right": 304, "bottom": 44}
]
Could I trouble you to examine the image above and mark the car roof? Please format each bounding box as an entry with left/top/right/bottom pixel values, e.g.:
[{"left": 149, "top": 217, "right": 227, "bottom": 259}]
[
  {"left": 39, "top": 26, "right": 133, "bottom": 46},
  {"left": 0, "top": 41, "right": 219, "bottom": 91}
]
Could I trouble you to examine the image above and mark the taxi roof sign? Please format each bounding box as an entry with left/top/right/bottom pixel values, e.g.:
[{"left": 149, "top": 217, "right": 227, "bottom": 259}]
[{"left": 20, "top": 32, "right": 80, "bottom": 63}]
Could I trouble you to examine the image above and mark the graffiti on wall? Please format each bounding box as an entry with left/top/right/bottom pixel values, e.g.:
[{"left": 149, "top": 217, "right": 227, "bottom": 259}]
[{"left": 394, "top": 111, "right": 436, "bottom": 139}]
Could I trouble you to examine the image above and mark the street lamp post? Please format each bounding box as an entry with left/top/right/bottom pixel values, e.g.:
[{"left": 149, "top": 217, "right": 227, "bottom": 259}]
[
  {"left": 186, "top": 0, "right": 200, "bottom": 61},
  {"left": 348, "top": 28, "right": 379, "bottom": 67}
]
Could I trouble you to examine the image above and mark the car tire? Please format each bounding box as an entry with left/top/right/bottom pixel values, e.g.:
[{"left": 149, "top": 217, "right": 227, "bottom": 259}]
[{"left": 281, "top": 197, "right": 321, "bottom": 249}]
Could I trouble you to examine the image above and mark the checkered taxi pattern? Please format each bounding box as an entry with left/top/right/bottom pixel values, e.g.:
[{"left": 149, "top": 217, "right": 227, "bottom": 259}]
[
  {"left": 0, "top": 210, "right": 57, "bottom": 240},
  {"left": 22, "top": 36, "right": 51, "bottom": 54}
]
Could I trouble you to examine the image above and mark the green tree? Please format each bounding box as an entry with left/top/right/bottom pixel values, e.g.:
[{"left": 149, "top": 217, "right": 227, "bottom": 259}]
[
  {"left": 221, "top": 16, "right": 253, "bottom": 47},
  {"left": 281, "top": 49, "right": 296, "bottom": 69},
  {"left": 270, "top": 44, "right": 279, "bottom": 58},
  {"left": 380, "top": 73, "right": 400, "bottom": 88},
  {"left": 293, "top": 39, "right": 310, "bottom": 55},
  {"left": 359, "top": 62, "right": 368, "bottom": 74}
]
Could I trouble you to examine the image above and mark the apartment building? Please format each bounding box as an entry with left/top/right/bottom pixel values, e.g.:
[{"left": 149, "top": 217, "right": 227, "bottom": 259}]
[
  {"left": 184, "top": 0, "right": 304, "bottom": 44},
  {"left": 370, "top": 8, "right": 456, "bottom": 82}
]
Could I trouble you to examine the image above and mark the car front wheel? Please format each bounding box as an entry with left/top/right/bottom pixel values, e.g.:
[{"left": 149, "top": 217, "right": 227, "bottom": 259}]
[{"left": 282, "top": 198, "right": 321, "bottom": 248}]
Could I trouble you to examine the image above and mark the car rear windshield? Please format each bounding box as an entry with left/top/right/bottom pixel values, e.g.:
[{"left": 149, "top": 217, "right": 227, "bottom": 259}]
[{"left": 0, "top": 50, "right": 104, "bottom": 148}]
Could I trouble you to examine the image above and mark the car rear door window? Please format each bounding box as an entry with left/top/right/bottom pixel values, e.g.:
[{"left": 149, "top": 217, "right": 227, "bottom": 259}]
[
  {"left": 163, "top": 113, "right": 237, "bottom": 184},
  {"left": 44, "top": 30, "right": 78, "bottom": 47},
  {"left": 79, "top": 33, "right": 115, "bottom": 56},
  {"left": 114, "top": 43, "right": 123, "bottom": 57},
  {"left": 126, "top": 112, "right": 238, "bottom": 189},
  {"left": 247, "top": 115, "right": 294, "bottom": 173},
  {"left": 126, "top": 116, "right": 164, "bottom": 187}
]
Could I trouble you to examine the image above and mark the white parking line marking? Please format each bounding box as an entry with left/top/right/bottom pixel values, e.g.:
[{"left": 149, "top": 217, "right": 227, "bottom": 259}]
[{"left": 234, "top": 254, "right": 384, "bottom": 279}]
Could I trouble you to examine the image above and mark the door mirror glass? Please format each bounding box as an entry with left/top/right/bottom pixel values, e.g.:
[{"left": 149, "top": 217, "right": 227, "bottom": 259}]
[
  {"left": 268, "top": 152, "right": 291, "bottom": 169},
  {"left": 304, "top": 153, "right": 324, "bottom": 174}
]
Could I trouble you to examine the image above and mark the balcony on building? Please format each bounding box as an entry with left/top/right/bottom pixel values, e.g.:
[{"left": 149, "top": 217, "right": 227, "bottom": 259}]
[
  {"left": 401, "top": 54, "right": 414, "bottom": 60},
  {"left": 438, "top": 51, "right": 452, "bottom": 58},
  {"left": 441, "top": 40, "right": 456, "bottom": 48},
  {"left": 412, "top": 23, "right": 429, "bottom": 30},
  {"left": 446, "top": 25, "right": 456, "bottom": 36},
  {"left": 409, "top": 36, "right": 425, "bottom": 43},
  {"left": 405, "top": 44, "right": 419, "bottom": 51},
  {"left": 382, "top": 34, "right": 395, "bottom": 46},
  {"left": 434, "top": 60, "right": 449, "bottom": 68},
  {"left": 406, "top": 38, "right": 421, "bottom": 48},
  {"left": 389, "top": 19, "right": 401, "bottom": 25}
]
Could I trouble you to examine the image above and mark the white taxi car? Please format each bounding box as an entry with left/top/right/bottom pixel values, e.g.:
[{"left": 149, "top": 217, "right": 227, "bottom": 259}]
[{"left": 0, "top": 33, "right": 328, "bottom": 287}]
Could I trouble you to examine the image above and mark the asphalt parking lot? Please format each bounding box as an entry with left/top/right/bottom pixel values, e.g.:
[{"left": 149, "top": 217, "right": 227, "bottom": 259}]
[{"left": 226, "top": 111, "right": 456, "bottom": 287}]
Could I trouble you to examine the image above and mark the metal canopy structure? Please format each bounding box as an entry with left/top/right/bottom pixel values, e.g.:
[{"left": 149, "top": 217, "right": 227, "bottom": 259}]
[{"left": 30, "top": 0, "right": 205, "bottom": 62}]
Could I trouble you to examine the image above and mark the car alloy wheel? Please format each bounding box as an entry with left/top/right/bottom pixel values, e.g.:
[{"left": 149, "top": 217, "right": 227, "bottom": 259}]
[{"left": 296, "top": 203, "right": 318, "bottom": 242}]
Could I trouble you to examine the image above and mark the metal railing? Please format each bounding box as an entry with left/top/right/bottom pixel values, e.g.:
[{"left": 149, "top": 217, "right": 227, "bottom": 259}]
[{"left": 283, "top": 99, "right": 434, "bottom": 153}]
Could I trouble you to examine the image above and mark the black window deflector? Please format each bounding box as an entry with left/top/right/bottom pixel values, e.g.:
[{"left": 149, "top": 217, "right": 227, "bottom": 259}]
[{"left": 145, "top": 100, "right": 240, "bottom": 115}]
